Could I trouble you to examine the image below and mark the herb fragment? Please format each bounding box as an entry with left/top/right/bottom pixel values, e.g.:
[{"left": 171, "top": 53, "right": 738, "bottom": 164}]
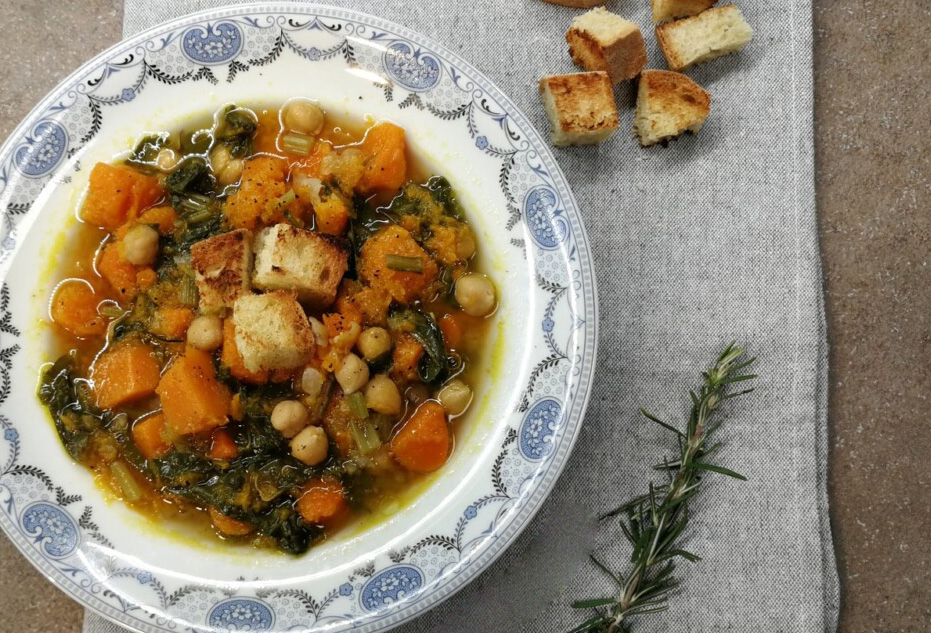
[{"left": 570, "top": 342, "right": 756, "bottom": 633}]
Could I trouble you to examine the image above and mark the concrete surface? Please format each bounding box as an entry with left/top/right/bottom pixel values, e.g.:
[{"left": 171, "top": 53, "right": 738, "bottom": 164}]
[{"left": 0, "top": 1, "right": 928, "bottom": 632}]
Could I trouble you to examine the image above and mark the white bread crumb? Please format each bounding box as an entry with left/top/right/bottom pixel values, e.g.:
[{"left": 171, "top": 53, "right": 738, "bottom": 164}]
[{"left": 656, "top": 4, "right": 753, "bottom": 71}]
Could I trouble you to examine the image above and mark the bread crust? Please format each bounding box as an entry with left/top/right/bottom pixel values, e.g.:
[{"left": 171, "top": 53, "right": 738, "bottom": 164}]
[
  {"left": 232, "top": 291, "right": 315, "bottom": 372},
  {"left": 634, "top": 69, "right": 711, "bottom": 147},
  {"left": 252, "top": 223, "right": 349, "bottom": 309},
  {"left": 539, "top": 72, "right": 619, "bottom": 147},
  {"left": 655, "top": 4, "right": 753, "bottom": 71},
  {"left": 566, "top": 8, "right": 647, "bottom": 83},
  {"left": 651, "top": 0, "right": 717, "bottom": 24},
  {"left": 190, "top": 229, "right": 254, "bottom": 313}
]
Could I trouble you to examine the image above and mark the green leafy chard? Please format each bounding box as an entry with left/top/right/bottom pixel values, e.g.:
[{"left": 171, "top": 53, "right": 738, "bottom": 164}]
[
  {"left": 387, "top": 308, "right": 450, "bottom": 384},
  {"left": 38, "top": 354, "right": 102, "bottom": 461},
  {"left": 570, "top": 342, "right": 756, "bottom": 633}
]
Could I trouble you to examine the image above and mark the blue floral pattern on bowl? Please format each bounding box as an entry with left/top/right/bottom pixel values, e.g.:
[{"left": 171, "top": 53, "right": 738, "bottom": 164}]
[
  {"left": 0, "top": 6, "right": 597, "bottom": 633},
  {"left": 519, "top": 399, "right": 562, "bottom": 461},
  {"left": 360, "top": 565, "right": 425, "bottom": 613},
  {"left": 383, "top": 42, "right": 441, "bottom": 91},
  {"left": 524, "top": 186, "right": 569, "bottom": 249},
  {"left": 20, "top": 502, "right": 79, "bottom": 558},
  {"left": 208, "top": 598, "right": 275, "bottom": 631},
  {"left": 14, "top": 121, "right": 67, "bottom": 178},
  {"left": 182, "top": 22, "right": 243, "bottom": 65}
]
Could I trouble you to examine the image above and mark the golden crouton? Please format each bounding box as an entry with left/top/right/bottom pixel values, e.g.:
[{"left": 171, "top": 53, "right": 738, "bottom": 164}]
[
  {"left": 231, "top": 291, "right": 316, "bottom": 372},
  {"left": 190, "top": 229, "right": 253, "bottom": 313},
  {"left": 252, "top": 223, "right": 349, "bottom": 309},
  {"left": 539, "top": 72, "right": 619, "bottom": 147}
]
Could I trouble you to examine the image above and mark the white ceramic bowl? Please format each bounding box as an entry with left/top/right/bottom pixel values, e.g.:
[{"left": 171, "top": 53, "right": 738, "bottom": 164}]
[{"left": 0, "top": 4, "right": 597, "bottom": 632}]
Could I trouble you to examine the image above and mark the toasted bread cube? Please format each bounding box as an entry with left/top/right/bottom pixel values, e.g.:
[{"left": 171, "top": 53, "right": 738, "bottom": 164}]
[
  {"left": 191, "top": 229, "right": 254, "bottom": 313},
  {"left": 656, "top": 5, "right": 753, "bottom": 71},
  {"left": 540, "top": 0, "right": 605, "bottom": 6},
  {"left": 539, "top": 72, "right": 619, "bottom": 147},
  {"left": 634, "top": 70, "right": 711, "bottom": 147},
  {"left": 231, "top": 291, "right": 315, "bottom": 373},
  {"left": 567, "top": 8, "right": 647, "bottom": 83},
  {"left": 252, "top": 223, "right": 349, "bottom": 309},
  {"left": 652, "top": 0, "right": 717, "bottom": 24}
]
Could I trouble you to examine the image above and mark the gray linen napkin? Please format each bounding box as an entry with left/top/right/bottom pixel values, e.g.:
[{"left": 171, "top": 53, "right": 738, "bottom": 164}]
[{"left": 87, "top": 1, "right": 838, "bottom": 631}]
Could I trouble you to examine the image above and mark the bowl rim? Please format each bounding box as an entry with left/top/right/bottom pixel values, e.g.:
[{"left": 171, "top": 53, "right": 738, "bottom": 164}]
[{"left": 0, "top": 3, "right": 600, "bottom": 631}]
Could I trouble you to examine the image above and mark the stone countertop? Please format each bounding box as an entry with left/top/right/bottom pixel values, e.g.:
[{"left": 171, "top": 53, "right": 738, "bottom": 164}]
[{"left": 0, "top": 1, "right": 927, "bottom": 632}]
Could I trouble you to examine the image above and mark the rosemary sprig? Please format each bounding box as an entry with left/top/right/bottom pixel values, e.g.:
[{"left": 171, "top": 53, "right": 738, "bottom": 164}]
[{"left": 570, "top": 342, "right": 756, "bottom": 633}]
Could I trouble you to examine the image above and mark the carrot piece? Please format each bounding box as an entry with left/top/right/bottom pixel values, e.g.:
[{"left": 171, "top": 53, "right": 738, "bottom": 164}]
[
  {"left": 358, "top": 225, "right": 438, "bottom": 304},
  {"left": 296, "top": 478, "right": 349, "bottom": 525},
  {"left": 131, "top": 413, "right": 171, "bottom": 460},
  {"left": 136, "top": 268, "right": 158, "bottom": 290},
  {"left": 150, "top": 307, "right": 194, "bottom": 340},
  {"left": 229, "top": 393, "right": 244, "bottom": 421},
  {"left": 209, "top": 428, "right": 238, "bottom": 460},
  {"left": 438, "top": 313, "right": 463, "bottom": 350},
  {"left": 358, "top": 122, "right": 407, "bottom": 193},
  {"left": 220, "top": 319, "right": 270, "bottom": 384},
  {"left": 81, "top": 162, "right": 163, "bottom": 231},
  {"left": 156, "top": 347, "right": 231, "bottom": 435},
  {"left": 97, "top": 242, "right": 140, "bottom": 300},
  {"left": 224, "top": 156, "right": 291, "bottom": 230},
  {"left": 50, "top": 279, "right": 109, "bottom": 337},
  {"left": 390, "top": 401, "right": 450, "bottom": 473},
  {"left": 91, "top": 341, "right": 162, "bottom": 409},
  {"left": 390, "top": 333, "right": 424, "bottom": 383},
  {"left": 208, "top": 506, "right": 253, "bottom": 536},
  {"left": 138, "top": 205, "right": 178, "bottom": 234},
  {"left": 313, "top": 193, "right": 351, "bottom": 236}
]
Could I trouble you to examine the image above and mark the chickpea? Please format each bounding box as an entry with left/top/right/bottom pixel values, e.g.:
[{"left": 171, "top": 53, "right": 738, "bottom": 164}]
[
  {"left": 454, "top": 273, "right": 497, "bottom": 317},
  {"left": 307, "top": 316, "right": 328, "bottom": 346},
  {"left": 357, "top": 327, "right": 391, "bottom": 361},
  {"left": 300, "top": 366, "right": 324, "bottom": 399},
  {"left": 155, "top": 148, "right": 179, "bottom": 172},
  {"left": 210, "top": 145, "right": 244, "bottom": 186},
  {"left": 290, "top": 425, "right": 328, "bottom": 466},
  {"left": 271, "top": 400, "right": 309, "bottom": 438},
  {"left": 187, "top": 314, "right": 223, "bottom": 351},
  {"left": 438, "top": 379, "right": 473, "bottom": 417},
  {"left": 121, "top": 224, "right": 160, "bottom": 266},
  {"left": 282, "top": 99, "right": 325, "bottom": 136},
  {"left": 335, "top": 353, "right": 369, "bottom": 395},
  {"left": 364, "top": 374, "right": 402, "bottom": 415}
]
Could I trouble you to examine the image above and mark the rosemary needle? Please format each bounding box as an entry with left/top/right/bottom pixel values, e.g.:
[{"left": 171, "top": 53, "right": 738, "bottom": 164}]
[{"left": 569, "top": 342, "right": 756, "bottom": 633}]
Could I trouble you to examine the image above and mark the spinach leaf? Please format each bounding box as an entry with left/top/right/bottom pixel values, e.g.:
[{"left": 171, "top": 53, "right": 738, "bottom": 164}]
[
  {"left": 38, "top": 355, "right": 102, "bottom": 461},
  {"left": 387, "top": 309, "right": 450, "bottom": 384},
  {"left": 166, "top": 157, "right": 214, "bottom": 197},
  {"left": 425, "top": 175, "right": 465, "bottom": 220},
  {"left": 215, "top": 106, "right": 257, "bottom": 158},
  {"left": 126, "top": 134, "right": 169, "bottom": 170}
]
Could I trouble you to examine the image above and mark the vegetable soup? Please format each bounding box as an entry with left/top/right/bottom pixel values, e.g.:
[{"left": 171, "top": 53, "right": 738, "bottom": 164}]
[{"left": 39, "top": 100, "right": 496, "bottom": 554}]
